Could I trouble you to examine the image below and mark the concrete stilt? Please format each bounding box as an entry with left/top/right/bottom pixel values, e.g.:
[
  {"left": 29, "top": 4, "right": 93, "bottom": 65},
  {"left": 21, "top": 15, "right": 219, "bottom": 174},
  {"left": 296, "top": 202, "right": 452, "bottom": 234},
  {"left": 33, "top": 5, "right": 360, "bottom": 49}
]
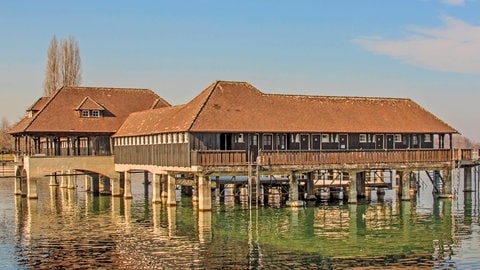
[
  {"left": 27, "top": 177, "right": 38, "bottom": 199},
  {"left": 306, "top": 173, "right": 316, "bottom": 201},
  {"left": 464, "top": 166, "right": 473, "bottom": 192},
  {"left": 198, "top": 175, "right": 212, "bottom": 211},
  {"left": 365, "top": 187, "right": 372, "bottom": 201},
  {"left": 356, "top": 172, "right": 366, "bottom": 198},
  {"left": 161, "top": 174, "right": 168, "bottom": 202},
  {"left": 439, "top": 169, "right": 453, "bottom": 198},
  {"left": 49, "top": 172, "right": 59, "bottom": 186},
  {"left": 124, "top": 171, "right": 132, "bottom": 199},
  {"left": 91, "top": 174, "right": 99, "bottom": 194},
  {"left": 14, "top": 175, "right": 22, "bottom": 195},
  {"left": 167, "top": 205, "right": 176, "bottom": 237},
  {"left": 67, "top": 170, "right": 75, "bottom": 189},
  {"left": 287, "top": 171, "right": 303, "bottom": 207},
  {"left": 198, "top": 211, "right": 212, "bottom": 244},
  {"left": 152, "top": 174, "right": 162, "bottom": 204},
  {"left": 111, "top": 174, "right": 122, "bottom": 197},
  {"left": 85, "top": 174, "right": 92, "bottom": 192},
  {"left": 348, "top": 171, "right": 358, "bottom": 204},
  {"left": 143, "top": 171, "right": 150, "bottom": 196},
  {"left": 224, "top": 183, "right": 235, "bottom": 204},
  {"left": 192, "top": 175, "right": 199, "bottom": 204},
  {"left": 167, "top": 173, "right": 177, "bottom": 206},
  {"left": 60, "top": 171, "right": 67, "bottom": 188},
  {"left": 401, "top": 170, "right": 411, "bottom": 201}
]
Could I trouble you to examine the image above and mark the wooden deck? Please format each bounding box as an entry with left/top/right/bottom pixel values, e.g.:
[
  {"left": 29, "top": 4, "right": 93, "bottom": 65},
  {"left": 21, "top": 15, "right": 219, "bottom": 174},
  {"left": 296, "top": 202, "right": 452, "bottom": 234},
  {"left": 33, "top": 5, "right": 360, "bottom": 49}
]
[{"left": 191, "top": 149, "right": 479, "bottom": 169}]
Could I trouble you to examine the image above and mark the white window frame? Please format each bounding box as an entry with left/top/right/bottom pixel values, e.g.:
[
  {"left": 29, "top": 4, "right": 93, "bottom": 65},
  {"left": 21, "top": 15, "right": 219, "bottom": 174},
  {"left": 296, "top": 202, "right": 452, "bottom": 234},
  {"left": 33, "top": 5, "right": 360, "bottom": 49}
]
[
  {"left": 394, "top": 134, "right": 402, "bottom": 143},
  {"left": 263, "top": 134, "right": 273, "bottom": 146},
  {"left": 91, "top": 110, "right": 100, "bottom": 117},
  {"left": 359, "top": 134, "right": 367, "bottom": 143},
  {"left": 321, "top": 134, "right": 329, "bottom": 143},
  {"left": 424, "top": 134, "right": 431, "bottom": 143},
  {"left": 81, "top": 110, "right": 90, "bottom": 117},
  {"left": 235, "top": 133, "right": 244, "bottom": 143}
]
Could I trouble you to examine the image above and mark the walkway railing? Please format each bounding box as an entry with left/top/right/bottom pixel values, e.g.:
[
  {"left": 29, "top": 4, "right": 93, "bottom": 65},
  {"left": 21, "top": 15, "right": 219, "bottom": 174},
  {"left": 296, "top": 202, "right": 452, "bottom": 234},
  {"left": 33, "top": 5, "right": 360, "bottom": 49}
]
[
  {"left": 191, "top": 150, "right": 247, "bottom": 166},
  {"left": 192, "top": 149, "right": 456, "bottom": 166},
  {"left": 260, "top": 149, "right": 452, "bottom": 166}
]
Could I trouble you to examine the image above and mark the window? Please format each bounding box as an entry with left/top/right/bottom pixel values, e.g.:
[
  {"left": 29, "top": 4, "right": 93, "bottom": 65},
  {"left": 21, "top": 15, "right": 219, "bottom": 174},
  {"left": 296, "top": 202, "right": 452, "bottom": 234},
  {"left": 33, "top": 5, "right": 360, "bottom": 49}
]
[
  {"left": 412, "top": 135, "right": 418, "bottom": 145},
  {"left": 263, "top": 134, "right": 272, "bottom": 146},
  {"left": 332, "top": 134, "right": 338, "bottom": 143},
  {"left": 424, "top": 134, "right": 431, "bottom": 143},
  {"left": 278, "top": 134, "right": 286, "bottom": 149},
  {"left": 359, "top": 134, "right": 367, "bottom": 143},
  {"left": 91, "top": 110, "right": 100, "bottom": 117},
  {"left": 178, "top": 133, "right": 184, "bottom": 143},
  {"left": 321, "top": 134, "right": 329, "bottom": 143},
  {"left": 81, "top": 110, "right": 90, "bottom": 117},
  {"left": 290, "top": 134, "right": 300, "bottom": 143},
  {"left": 168, "top": 134, "right": 172, "bottom": 143},
  {"left": 184, "top": 133, "right": 189, "bottom": 143},
  {"left": 251, "top": 135, "right": 258, "bottom": 146},
  {"left": 394, "top": 134, "right": 402, "bottom": 143},
  {"left": 235, "top": 133, "right": 244, "bottom": 143}
]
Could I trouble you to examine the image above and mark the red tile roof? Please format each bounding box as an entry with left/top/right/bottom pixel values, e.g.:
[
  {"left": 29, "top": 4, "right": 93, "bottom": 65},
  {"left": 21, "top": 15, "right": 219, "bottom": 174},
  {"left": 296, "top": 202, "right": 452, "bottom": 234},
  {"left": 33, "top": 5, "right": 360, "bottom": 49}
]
[
  {"left": 9, "top": 86, "right": 170, "bottom": 135},
  {"left": 114, "top": 81, "right": 458, "bottom": 137}
]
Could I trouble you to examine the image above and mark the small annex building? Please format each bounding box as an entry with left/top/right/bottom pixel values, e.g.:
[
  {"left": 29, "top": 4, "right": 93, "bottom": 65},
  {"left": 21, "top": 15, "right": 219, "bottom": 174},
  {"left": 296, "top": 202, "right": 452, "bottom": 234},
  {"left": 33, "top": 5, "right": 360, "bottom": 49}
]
[{"left": 9, "top": 86, "right": 170, "bottom": 156}]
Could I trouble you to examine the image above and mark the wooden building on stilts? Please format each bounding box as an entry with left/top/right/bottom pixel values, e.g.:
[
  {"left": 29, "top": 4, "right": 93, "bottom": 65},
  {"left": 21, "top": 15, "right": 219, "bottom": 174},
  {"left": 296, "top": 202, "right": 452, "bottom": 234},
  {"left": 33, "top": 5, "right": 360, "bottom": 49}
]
[
  {"left": 8, "top": 86, "right": 169, "bottom": 198},
  {"left": 113, "top": 81, "right": 462, "bottom": 210}
]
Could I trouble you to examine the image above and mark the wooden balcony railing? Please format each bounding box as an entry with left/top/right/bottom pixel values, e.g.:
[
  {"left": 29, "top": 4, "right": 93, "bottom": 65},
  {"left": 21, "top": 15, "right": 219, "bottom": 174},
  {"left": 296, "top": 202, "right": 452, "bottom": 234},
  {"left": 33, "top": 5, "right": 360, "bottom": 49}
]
[
  {"left": 191, "top": 150, "right": 247, "bottom": 166},
  {"left": 191, "top": 149, "right": 461, "bottom": 167},
  {"left": 259, "top": 149, "right": 452, "bottom": 166}
]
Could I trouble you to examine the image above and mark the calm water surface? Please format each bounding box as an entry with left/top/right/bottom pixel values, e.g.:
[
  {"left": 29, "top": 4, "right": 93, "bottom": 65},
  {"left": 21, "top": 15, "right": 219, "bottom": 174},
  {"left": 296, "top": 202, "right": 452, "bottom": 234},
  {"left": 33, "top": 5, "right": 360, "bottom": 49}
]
[{"left": 1, "top": 174, "right": 480, "bottom": 269}]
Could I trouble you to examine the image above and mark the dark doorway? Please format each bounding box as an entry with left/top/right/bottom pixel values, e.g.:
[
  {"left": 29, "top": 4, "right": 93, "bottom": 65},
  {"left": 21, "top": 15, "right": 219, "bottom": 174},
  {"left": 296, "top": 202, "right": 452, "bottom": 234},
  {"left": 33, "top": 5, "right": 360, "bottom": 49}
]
[
  {"left": 386, "top": 134, "right": 394, "bottom": 149},
  {"left": 312, "top": 134, "right": 321, "bottom": 149},
  {"left": 375, "top": 134, "right": 384, "bottom": 149},
  {"left": 339, "top": 134, "right": 348, "bottom": 150},
  {"left": 220, "top": 133, "right": 232, "bottom": 150},
  {"left": 277, "top": 134, "right": 287, "bottom": 150},
  {"left": 300, "top": 134, "right": 309, "bottom": 150},
  {"left": 248, "top": 134, "right": 259, "bottom": 162}
]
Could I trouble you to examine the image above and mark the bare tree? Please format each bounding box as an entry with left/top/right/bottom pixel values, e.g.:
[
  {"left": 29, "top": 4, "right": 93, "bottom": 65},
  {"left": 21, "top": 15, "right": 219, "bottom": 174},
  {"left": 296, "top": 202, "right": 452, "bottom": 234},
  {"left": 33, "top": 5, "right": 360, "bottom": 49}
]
[
  {"left": 0, "top": 118, "right": 12, "bottom": 152},
  {"left": 60, "top": 36, "right": 82, "bottom": 87},
  {"left": 43, "top": 35, "right": 82, "bottom": 97},
  {"left": 43, "top": 35, "right": 61, "bottom": 97}
]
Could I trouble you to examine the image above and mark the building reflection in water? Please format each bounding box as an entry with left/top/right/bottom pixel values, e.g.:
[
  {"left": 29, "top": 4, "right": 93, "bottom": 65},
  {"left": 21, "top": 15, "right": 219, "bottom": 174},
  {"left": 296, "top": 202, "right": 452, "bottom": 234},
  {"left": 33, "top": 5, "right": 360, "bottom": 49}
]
[{"left": 12, "top": 179, "right": 465, "bottom": 269}]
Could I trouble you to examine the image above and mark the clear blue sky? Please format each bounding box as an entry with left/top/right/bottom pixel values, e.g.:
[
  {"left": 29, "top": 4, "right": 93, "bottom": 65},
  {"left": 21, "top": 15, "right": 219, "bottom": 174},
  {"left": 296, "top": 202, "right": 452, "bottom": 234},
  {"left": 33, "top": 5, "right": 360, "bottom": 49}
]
[{"left": 1, "top": 1, "right": 479, "bottom": 141}]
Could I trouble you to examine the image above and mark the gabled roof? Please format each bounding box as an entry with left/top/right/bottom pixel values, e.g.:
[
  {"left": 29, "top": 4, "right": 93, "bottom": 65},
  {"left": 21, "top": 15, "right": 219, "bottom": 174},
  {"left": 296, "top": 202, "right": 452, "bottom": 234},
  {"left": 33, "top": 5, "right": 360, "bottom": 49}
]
[
  {"left": 75, "top": 96, "right": 105, "bottom": 111},
  {"left": 27, "top": 97, "right": 50, "bottom": 112},
  {"left": 9, "top": 97, "right": 51, "bottom": 134},
  {"left": 114, "top": 81, "right": 457, "bottom": 137},
  {"left": 9, "top": 86, "right": 170, "bottom": 135}
]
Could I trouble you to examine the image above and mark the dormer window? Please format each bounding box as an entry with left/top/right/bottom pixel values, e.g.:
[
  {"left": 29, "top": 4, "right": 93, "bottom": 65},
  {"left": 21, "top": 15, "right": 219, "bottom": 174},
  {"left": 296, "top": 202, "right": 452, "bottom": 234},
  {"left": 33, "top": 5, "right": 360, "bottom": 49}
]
[
  {"left": 81, "top": 110, "right": 101, "bottom": 118},
  {"left": 76, "top": 96, "right": 105, "bottom": 118}
]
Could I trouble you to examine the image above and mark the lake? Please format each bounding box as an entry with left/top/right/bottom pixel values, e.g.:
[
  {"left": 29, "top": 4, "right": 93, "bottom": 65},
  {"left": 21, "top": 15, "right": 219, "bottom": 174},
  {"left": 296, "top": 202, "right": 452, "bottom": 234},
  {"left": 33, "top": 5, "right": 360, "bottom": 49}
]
[{"left": 1, "top": 172, "right": 479, "bottom": 269}]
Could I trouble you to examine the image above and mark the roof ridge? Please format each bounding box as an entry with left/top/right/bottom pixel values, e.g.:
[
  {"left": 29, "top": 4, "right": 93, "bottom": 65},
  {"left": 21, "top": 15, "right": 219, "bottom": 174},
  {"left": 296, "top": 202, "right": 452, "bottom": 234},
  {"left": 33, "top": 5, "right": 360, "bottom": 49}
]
[
  {"left": 264, "top": 92, "right": 411, "bottom": 101},
  {"left": 21, "top": 86, "right": 66, "bottom": 132},
  {"left": 63, "top": 85, "right": 155, "bottom": 91},
  {"left": 186, "top": 81, "right": 220, "bottom": 131}
]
